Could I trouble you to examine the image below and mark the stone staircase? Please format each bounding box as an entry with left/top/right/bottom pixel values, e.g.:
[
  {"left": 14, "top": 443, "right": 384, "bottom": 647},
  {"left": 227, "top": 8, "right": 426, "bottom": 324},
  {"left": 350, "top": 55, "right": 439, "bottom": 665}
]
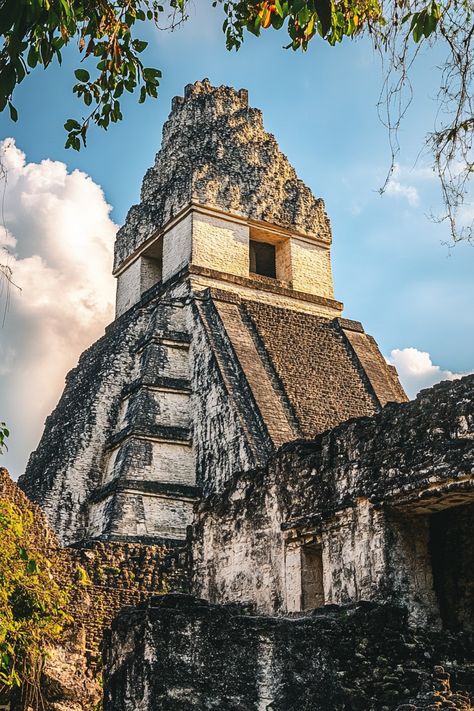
[{"left": 87, "top": 299, "right": 198, "bottom": 542}]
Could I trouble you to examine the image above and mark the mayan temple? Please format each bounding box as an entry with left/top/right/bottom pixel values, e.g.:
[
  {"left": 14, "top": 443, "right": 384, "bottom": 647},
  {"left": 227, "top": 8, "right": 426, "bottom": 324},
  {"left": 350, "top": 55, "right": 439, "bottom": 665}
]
[
  {"left": 11, "top": 81, "right": 473, "bottom": 711},
  {"left": 19, "top": 79, "right": 406, "bottom": 546}
]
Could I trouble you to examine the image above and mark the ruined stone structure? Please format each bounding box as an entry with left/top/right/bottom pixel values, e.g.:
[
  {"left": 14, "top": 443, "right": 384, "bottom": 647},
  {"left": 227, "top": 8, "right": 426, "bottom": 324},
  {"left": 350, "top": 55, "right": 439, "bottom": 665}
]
[
  {"left": 12, "top": 81, "right": 474, "bottom": 710},
  {"left": 19, "top": 79, "right": 404, "bottom": 548},
  {"left": 193, "top": 375, "right": 474, "bottom": 627},
  {"left": 0, "top": 468, "right": 187, "bottom": 711},
  {"left": 104, "top": 595, "right": 474, "bottom": 711},
  {"left": 104, "top": 375, "right": 474, "bottom": 710}
]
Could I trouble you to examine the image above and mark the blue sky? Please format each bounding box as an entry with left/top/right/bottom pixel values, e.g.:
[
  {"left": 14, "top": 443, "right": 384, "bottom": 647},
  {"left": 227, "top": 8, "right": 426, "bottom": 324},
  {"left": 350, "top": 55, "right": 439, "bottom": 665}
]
[{"left": 0, "top": 4, "right": 473, "bottom": 475}]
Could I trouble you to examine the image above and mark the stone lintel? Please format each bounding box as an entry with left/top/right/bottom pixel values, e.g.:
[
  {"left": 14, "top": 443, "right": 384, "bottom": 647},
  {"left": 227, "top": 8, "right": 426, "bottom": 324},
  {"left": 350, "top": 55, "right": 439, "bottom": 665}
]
[
  {"left": 133, "top": 332, "right": 191, "bottom": 353},
  {"left": 123, "top": 377, "right": 191, "bottom": 398},
  {"left": 90, "top": 478, "right": 200, "bottom": 504},
  {"left": 80, "top": 533, "right": 187, "bottom": 546},
  {"left": 386, "top": 477, "right": 474, "bottom": 514},
  {"left": 189, "top": 264, "right": 343, "bottom": 314},
  {"left": 105, "top": 426, "right": 192, "bottom": 450},
  {"left": 113, "top": 202, "right": 332, "bottom": 278}
]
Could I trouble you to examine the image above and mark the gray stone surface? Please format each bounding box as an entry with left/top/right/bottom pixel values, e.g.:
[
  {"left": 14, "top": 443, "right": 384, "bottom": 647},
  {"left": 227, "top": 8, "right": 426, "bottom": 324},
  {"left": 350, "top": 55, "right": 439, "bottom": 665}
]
[
  {"left": 114, "top": 80, "right": 332, "bottom": 271},
  {"left": 103, "top": 594, "right": 474, "bottom": 711},
  {"left": 19, "top": 81, "right": 405, "bottom": 547},
  {"left": 193, "top": 375, "right": 474, "bottom": 624}
]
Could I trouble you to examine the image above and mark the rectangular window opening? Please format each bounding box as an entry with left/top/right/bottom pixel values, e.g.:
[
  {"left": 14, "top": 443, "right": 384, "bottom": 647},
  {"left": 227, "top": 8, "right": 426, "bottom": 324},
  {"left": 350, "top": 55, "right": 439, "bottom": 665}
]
[
  {"left": 249, "top": 240, "right": 276, "bottom": 279},
  {"left": 301, "top": 544, "right": 325, "bottom": 610},
  {"left": 141, "top": 236, "right": 163, "bottom": 294}
]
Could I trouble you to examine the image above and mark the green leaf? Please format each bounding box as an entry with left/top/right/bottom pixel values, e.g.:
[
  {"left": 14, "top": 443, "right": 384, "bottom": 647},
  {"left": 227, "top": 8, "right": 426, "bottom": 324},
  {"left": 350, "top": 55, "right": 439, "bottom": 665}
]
[
  {"left": 26, "top": 559, "right": 38, "bottom": 574},
  {"left": 59, "top": 0, "right": 71, "bottom": 16},
  {"left": 271, "top": 12, "right": 285, "bottom": 29},
  {"left": 315, "top": 0, "right": 332, "bottom": 37},
  {"left": 1, "top": 653, "right": 10, "bottom": 669},
  {"left": 274, "top": 0, "right": 284, "bottom": 17},
  {"left": 143, "top": 67, "right": 162, "bottom": 80},
  {"left": 64, "top": 118, "right": 81, "bottom": 131},
  {"left": 132, "top": 40, "right": 148, "bottom": 52},
  {"left": 74, "top": 68, "right": 90, "bottom": 82},
  {"left": 423, "top": 9, "right": 438, "bottom": 36},
  {"left": 298, "top": 7, "right": 312, "bottom": 25},
  {"left": 0, "top": 64, "right": 17, "bottom": 98},
  {"left": 27, "top": 45, "right": 39, "bottom": 69},
  {"left": 412, "top": 17, "right": 423, "bottom": 42}
]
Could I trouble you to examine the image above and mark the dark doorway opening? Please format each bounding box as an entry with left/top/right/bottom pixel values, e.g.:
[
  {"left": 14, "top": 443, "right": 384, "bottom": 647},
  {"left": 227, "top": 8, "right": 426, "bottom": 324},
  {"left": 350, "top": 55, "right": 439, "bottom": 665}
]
[
  {"left": 301, "top": 544, "right": 324, "bottom": 610},
  {"left": 249, "top": 240, "right": 276, "bottom": 279},
  {"left": 141, "top": 236, "right": 163, "bottom": 293},
  {"left": 429, "top": 502, "right": 474, "bottom": 631}
]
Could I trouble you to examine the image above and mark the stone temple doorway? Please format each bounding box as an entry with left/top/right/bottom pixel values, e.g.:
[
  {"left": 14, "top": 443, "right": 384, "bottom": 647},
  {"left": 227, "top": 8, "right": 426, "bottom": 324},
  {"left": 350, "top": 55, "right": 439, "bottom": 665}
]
[
  {"left": 429, "top": 502, "right": 474, "bottom": 631},
  {"left": 388, "top": 494, "right": 474, "bottom": 630},
  {"left": 285, "top": 541, "right": 325, "bottom": 612},
  {"left": 301, "top": 544, "right": 325, "bottom": 611}
]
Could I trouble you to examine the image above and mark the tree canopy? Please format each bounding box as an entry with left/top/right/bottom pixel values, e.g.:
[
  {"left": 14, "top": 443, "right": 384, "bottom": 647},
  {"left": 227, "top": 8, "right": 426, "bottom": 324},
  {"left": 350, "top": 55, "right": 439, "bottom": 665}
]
[
  {"left": 0, "top": 498, "right": 69, "bottom": 707},
  {"left": 0, "top": 0, "right": 472, "bottom": 239}
]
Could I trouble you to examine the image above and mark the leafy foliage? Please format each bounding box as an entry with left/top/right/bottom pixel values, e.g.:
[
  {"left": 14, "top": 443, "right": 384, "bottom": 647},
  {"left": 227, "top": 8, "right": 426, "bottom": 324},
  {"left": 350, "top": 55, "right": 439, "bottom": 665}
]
[
  {"left": 0, "top": 0, "right": 187, "bottom": 149},
  {"left": 374, "top": 0, "right": 473, "bottom": 241},
  {"left": 215, "top": 0, "right": 384, "bottom": 50},
  {"left": 0, "top": 499, "right": 70, "bottom": 703},
  {"left": 0, "top": 0, "right": 472, "bottom": 240}
]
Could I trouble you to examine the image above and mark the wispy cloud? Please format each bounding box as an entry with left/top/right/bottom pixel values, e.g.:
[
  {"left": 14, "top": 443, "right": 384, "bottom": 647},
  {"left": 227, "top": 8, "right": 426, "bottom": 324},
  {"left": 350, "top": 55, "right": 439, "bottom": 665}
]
[{"left": 384, "top": 164, "right": 420, "bottom": 207}]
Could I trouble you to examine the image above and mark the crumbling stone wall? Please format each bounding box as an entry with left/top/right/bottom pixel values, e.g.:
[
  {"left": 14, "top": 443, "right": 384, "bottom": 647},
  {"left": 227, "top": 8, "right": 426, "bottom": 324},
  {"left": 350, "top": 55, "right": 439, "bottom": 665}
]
[
  {"left": 102, "top": 594, "right": 474, "bottom": 711},
  {"left": 193, "top": 375, "right": 474, "bottom": 624},
  {"left": 17, "top": 301, "right": 148, "bottom": 545},
  {"left": 114, "top": 80, "right": 332, "bottom": 271},
  {"left": 0, "top": 469, "right": 188, "bottom": 710}
]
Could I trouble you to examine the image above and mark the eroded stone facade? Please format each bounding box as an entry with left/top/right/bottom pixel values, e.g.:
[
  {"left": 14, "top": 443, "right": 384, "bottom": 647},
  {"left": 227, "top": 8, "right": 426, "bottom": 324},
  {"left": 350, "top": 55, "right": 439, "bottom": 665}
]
[
  {"left": 114, "top": 80, "right": 332, "bottom": 272},
  {"left": 103, "top": 595, "right": 474, "bottom": 711},
  {"left": 193, "top": 375, "right": 474, "bottom": 628},
  {"left": 103, "top": 375, "right": 474, "bottom": 710}
]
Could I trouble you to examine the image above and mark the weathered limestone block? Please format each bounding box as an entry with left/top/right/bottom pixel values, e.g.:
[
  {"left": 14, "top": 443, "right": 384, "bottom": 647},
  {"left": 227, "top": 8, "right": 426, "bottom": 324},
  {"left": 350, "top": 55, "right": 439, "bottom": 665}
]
[
  {"left": 102, "top": 595, "right": 474, "bottom": 711},
  {"left": 114, "top": 80, "right": 332, "bottom": 272}
]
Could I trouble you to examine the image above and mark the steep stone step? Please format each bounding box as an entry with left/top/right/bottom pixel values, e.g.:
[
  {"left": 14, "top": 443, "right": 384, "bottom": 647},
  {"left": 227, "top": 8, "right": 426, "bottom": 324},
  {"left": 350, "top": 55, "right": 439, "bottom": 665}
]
[
  {"left": 213, "top": 299, "right": 298, "bottom": 449},
  {"left": 338, "top": 319, "right": 408, "bottom": 407}
]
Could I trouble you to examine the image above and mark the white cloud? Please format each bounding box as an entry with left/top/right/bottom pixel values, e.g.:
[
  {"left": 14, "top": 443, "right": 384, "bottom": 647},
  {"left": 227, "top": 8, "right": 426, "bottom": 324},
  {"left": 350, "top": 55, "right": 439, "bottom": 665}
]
[
  {"left": 390, "top": 347, "right": 473, "bottom": 399},
  {"left": 384, "top": 164, "right": 420, "bottom": 207},
  {"left": 0, "top": 138, "right": 116, "bottom": 478}
]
